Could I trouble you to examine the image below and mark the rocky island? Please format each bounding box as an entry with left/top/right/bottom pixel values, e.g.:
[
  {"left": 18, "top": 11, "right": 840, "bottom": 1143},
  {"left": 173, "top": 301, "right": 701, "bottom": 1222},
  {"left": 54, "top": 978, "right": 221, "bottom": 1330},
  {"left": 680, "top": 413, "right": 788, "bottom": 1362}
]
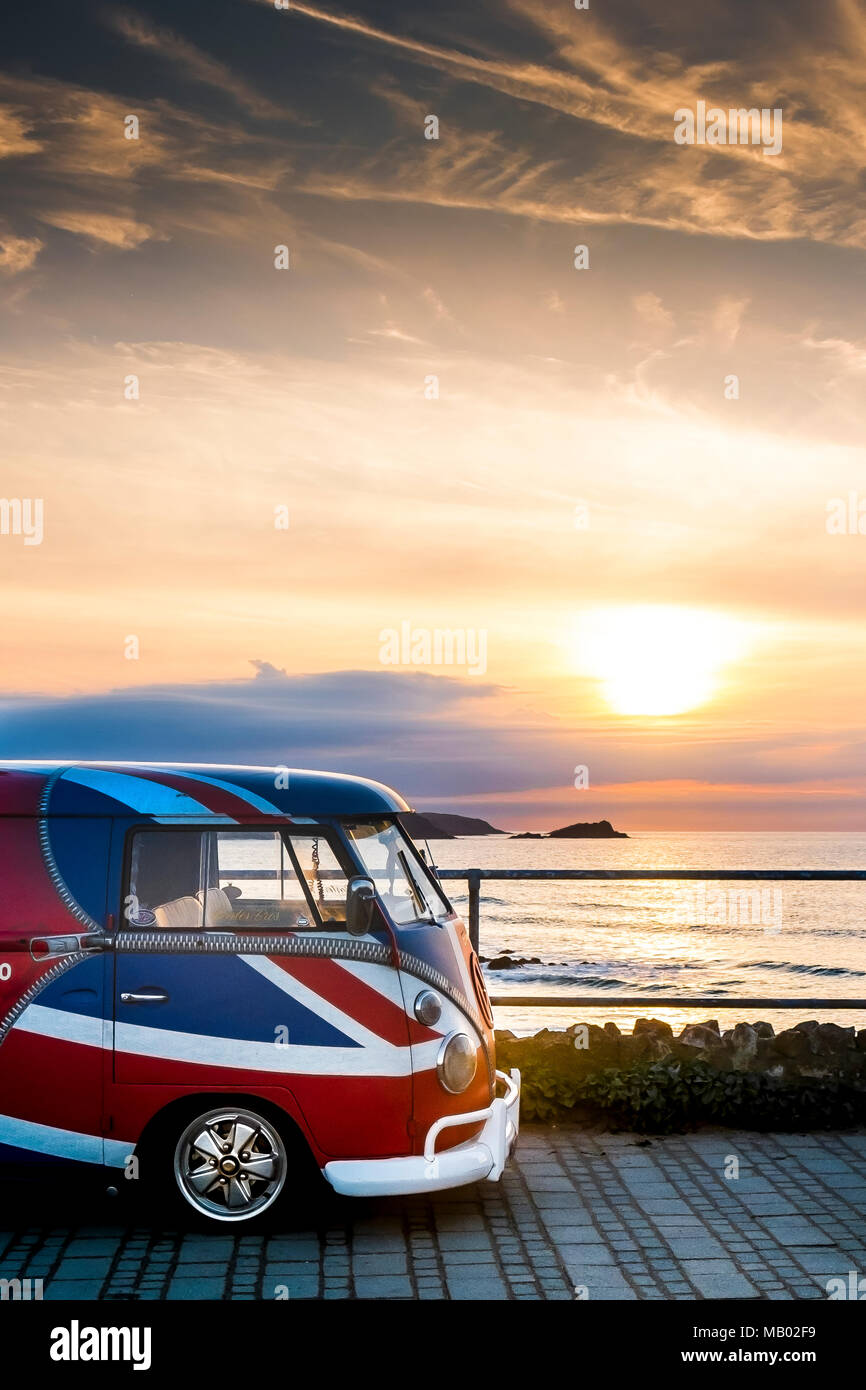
[
  {"left": 400, "top": 811, "right": 504, "bottom": 839},
  {"left": 511, "top": 819, "right": 628, "bottom": 839},
  {"left": 401, "top": 812, "right": 628, "bottom": 840}
]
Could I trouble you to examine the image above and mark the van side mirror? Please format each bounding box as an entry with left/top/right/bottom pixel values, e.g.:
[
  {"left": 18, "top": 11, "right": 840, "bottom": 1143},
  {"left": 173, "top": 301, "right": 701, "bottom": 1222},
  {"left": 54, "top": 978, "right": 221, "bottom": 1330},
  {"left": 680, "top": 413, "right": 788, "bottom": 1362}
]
[{"left": 345, "top": 876, "right": 376, "bottom": 937}]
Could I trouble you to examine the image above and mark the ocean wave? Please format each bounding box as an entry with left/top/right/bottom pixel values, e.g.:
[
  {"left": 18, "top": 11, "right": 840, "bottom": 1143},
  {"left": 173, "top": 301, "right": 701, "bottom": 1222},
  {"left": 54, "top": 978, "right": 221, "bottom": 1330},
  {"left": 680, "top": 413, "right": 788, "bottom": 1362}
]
[
  {"left": 744, "top": 960, "right": 866, "bottom": 978},
  {"left": 486, "top": 971, "right": 633, "bottom": 989}
]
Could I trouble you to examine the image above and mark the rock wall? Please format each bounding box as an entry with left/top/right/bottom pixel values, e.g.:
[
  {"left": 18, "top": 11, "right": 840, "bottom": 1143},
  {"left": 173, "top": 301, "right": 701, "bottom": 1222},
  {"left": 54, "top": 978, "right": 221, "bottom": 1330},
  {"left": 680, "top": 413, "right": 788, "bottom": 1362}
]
[{"left": 494, "top": 1019, "right": 866, "bottom": 1130}]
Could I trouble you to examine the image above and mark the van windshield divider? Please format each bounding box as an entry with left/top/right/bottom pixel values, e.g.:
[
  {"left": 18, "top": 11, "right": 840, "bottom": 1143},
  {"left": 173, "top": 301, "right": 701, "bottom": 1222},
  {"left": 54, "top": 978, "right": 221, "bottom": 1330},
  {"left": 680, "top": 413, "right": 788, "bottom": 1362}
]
[{"left": 280, "top": 829, "right": 324, "bottom": 928}]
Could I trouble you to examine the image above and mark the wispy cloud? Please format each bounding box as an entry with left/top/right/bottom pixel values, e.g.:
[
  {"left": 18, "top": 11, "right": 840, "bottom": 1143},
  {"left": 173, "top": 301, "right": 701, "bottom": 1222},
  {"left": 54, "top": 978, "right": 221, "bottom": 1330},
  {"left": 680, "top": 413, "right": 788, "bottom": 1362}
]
[
  {"left": 37, "top": 209, "right": 160, "bottom": 249},
  {"left": 105, "top": 10, "right": 301, "bottom": 122},
  {"left": 0, "top": 233, "right": 43, "bottom": 274},
  {"left": 275, "top": 0, "right": 866, "bottom": 248}
]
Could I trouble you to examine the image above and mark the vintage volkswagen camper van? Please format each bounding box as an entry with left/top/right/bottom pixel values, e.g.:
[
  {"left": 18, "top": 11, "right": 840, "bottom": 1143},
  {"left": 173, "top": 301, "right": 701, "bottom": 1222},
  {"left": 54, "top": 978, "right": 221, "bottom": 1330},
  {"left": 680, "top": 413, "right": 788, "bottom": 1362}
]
[{"left": 0, "top": 763, "right": 519, "bottom": 1223}]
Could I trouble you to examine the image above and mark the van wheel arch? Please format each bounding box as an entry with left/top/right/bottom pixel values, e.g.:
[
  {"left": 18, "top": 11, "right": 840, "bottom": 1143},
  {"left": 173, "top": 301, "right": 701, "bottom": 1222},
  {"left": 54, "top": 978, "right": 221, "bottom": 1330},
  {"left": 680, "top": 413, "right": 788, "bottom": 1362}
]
[{"left": 133, "top": 1093, "right": 322, "bottom": 1206}]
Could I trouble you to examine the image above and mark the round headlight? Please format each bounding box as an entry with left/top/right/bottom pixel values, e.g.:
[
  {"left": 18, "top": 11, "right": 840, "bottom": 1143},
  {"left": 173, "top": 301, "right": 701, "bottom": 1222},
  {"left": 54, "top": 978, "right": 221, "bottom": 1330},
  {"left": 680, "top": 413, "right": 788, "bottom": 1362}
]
[
  {"left": 414, "top": 990, "right": 442, "bottom": 1026},
  {"left": 436, "top": 1032, "right": 478, "bottom": 1094}
]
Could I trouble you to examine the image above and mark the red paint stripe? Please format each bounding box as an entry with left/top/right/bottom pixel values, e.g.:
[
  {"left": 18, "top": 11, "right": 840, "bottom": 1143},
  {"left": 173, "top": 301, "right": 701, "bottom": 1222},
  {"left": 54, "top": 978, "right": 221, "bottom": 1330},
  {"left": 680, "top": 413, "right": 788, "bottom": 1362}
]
[
  {"left": 0, "top": 1033, "right": 412, "bottom": 1160},
  {"left": 0, "top": 769, "right": 46, "bottom": 816},
  {"left": 0, "top": 1031, "right": 101, "bottom": 1134},
  {"left": 109, "top": 1051, "right": 411, "bottom": 1157},
  {"left": 0, "top": 817, "right": 91, "bottom": 928},
  {"left": 88, "top": 765, "right": 276, "bottom": 823},
  {"left": 264, "top": 954, "right": 439, "bottom": 1047}
]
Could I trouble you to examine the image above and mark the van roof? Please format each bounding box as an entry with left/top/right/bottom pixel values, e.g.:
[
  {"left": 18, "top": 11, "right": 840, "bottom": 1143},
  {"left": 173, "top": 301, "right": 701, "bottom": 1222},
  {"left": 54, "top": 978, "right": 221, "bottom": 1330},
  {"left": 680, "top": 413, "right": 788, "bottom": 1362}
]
[{"left": 0, "top": 763, "right": 411, "bottom": 818}]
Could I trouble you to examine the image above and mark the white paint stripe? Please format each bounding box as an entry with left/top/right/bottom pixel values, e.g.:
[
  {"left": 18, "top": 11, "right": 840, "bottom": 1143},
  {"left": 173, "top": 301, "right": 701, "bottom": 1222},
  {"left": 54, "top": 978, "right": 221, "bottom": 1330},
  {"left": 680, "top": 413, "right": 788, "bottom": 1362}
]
[
  {"left": 335, "top": 960, "right": 470, "bottom": 1040},
  {"left": 114, "top": 1018, "right": 439, "bottom": 1076},
  {"left": 105, "top": 1139, "right": 137, "bottom": 1169},
  {"left": 336, "top": 958, "right": 407, "bottom": 1009},
  {"left": 241, "top": 954, "right": 402, "bottom": 1052},
  {"left": 15, "top": 995, "right": 444, "bottom": 1078},
  {"left": 445, "top": 920, "right": 478, "bottom": 1005},
  {"left": 399, "top": 982, "right": 467, "bottom": 1038},
  {"left": 0, "top": 1112, "right": 104, "bottom": 1165},
  {"left": 160, "top": 769, "right": 285, "bottom": 816},
  {"left": 14, "top": 1003, "right": 103, "bottom": 1048}
]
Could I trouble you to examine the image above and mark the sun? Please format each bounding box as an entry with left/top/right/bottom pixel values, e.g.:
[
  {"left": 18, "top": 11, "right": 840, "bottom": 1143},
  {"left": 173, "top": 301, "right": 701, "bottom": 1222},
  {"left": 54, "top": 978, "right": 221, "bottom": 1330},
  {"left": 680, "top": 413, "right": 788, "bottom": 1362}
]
[{"left": 571, "top": 606, "right": 749, "bottom": 716}]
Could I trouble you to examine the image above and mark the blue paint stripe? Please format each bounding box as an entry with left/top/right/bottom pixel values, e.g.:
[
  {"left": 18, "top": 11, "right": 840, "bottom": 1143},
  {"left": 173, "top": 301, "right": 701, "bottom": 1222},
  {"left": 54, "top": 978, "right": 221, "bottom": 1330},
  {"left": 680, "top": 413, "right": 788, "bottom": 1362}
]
[
  {"left": 113, "top": 952, "right": 361, "bottom": 1048},
  {"left": 60, "top": 767, "right": 217, "bottom": 817}
]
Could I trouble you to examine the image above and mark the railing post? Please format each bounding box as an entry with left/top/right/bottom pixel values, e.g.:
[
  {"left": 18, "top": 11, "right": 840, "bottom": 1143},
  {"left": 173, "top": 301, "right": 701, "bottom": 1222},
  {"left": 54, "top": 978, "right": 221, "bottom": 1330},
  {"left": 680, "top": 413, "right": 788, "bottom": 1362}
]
[{"left": 467, "top": 871, "right": 481, "bottom": 953}]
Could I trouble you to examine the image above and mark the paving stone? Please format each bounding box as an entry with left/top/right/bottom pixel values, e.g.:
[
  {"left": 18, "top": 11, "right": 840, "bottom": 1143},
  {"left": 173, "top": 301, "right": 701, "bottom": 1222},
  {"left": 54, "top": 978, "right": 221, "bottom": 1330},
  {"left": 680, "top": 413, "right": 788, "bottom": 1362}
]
[
  {"left": 659, "top": 1237, "right": 727, "bottom": 1260},
  {"left": 4, "top": 1127, "right": 866, "bottom": 1302},
  {"left": 180, "top": 1239, "right": 235, "bottom": 1259},
  {"left": 680, "top": 1261, "right": 759, "bottom": 1299},
  {"left": 436, "top": 1231, "right": 493, "bottom": 1251},
  {"left": 44, "top": 1280, "right": 106, "bottom": 1300},
  {"left": 759, "top": 1219, "right": 835, "bottom": 1247},
  {"left": 53, "top": 1258, "right": 114, "bottom": 1279},
  {"left": 351, "top": 1234, "right": 408, "bottom": 1253},
  {"left": 352, "top": 1253, "right": 408, "bottom": 1275},
  {"left": 167, "top": 1276, "right": 227, "bottom": 1299},
  {"left": 547, "top": 1225, "right": 605, "bottom": 1245},
  {"left": 444, "top": 1274, "right": 508, "bottom": 1300},
  {"left": 265, "top": 1240, "right": 320, "bottom": 1261},
  {"left": 62, "top": 1240, "right": 119, "bottom": 1257},
  {"left": 354, "top": 1275, "right": 413, "bottom": 1298},
  {"left": 558, "top": 1245, "right": 617, "bottom": 1268}
]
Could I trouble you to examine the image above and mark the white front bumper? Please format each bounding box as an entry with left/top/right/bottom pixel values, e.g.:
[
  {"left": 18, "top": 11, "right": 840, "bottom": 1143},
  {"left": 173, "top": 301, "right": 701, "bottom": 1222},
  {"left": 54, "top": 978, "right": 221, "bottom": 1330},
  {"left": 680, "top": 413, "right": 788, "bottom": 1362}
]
[{"left": 323, "top": 1069, "right": 521, "bottom": 1198}]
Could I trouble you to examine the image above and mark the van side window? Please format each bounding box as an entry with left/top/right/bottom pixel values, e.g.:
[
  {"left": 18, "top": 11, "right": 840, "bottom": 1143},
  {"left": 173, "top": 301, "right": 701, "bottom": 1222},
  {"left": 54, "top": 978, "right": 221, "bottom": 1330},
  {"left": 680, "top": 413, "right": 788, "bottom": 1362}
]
[
  {"left": 125, "top": 827, "right": 349, "bottom": 930},
  {"left": 127, "top": 830, "right": 205, "bottom": 930}
]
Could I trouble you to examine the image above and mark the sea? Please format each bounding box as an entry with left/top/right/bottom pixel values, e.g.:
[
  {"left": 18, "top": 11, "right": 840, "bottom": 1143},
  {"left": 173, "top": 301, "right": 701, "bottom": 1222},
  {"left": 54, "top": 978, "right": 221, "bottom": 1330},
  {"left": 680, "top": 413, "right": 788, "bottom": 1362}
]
[{"left": 426, "top": 832, "right": 866, "bottom": 1036}]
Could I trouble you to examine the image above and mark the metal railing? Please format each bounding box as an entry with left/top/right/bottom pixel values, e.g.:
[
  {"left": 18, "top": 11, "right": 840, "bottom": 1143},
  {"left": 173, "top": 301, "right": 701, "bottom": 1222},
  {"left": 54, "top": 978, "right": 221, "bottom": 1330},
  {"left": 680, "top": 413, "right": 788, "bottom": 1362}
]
[{"left": 436, "top": 869, "right": 866, "bottom": 1011}]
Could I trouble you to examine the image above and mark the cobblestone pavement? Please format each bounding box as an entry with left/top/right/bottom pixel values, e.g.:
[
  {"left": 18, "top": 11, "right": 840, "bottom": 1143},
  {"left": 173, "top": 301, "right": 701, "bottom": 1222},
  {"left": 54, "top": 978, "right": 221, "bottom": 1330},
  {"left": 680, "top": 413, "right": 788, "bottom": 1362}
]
[{"left": 2, "top": 1127, "right": 865, "bottom": 1301}]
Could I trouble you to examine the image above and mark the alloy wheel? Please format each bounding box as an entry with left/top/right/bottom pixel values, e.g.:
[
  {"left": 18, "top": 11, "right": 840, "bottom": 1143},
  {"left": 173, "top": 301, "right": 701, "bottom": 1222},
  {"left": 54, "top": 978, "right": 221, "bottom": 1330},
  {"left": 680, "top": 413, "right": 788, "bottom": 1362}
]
[{"left": 173, "top": 1108, "right": 287, "bottom": 1222}]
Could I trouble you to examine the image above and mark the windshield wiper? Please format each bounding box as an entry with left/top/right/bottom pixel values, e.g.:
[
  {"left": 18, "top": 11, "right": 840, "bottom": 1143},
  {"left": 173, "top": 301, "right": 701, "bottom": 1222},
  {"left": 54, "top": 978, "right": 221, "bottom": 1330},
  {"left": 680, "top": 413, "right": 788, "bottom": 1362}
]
[{"left": 397, "top": 850, "right": 434, "bottom": 922}]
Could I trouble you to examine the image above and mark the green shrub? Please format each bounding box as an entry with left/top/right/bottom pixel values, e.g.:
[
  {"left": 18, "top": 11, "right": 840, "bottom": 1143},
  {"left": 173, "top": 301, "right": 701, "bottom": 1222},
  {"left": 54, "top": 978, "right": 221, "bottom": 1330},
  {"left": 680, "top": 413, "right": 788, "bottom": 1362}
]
[{"left": 516, "top": 1058, "right": 866, "bottom": 1132}]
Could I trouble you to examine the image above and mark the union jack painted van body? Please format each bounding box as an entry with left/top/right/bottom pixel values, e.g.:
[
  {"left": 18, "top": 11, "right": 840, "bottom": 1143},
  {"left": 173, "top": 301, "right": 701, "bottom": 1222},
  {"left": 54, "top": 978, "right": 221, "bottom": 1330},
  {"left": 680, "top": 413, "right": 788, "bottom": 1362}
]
[{"left": 0, "top": 763, "right": 519, "bottom": 1221}]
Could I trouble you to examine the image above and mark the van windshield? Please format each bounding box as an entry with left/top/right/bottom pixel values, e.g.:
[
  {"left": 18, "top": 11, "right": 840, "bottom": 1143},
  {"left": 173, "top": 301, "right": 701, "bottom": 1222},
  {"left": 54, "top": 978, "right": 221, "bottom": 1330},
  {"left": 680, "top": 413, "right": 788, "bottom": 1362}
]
[{"left": 344, "top": 821, "right": 451, "bottom": 926}]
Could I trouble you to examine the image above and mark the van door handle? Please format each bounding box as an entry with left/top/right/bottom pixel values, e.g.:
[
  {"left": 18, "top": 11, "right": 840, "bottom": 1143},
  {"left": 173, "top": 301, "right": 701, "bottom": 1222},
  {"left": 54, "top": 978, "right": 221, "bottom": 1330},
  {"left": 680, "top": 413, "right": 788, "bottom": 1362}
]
[{"left": 120, "top": 988, "right": 169, "bottom": 1004}]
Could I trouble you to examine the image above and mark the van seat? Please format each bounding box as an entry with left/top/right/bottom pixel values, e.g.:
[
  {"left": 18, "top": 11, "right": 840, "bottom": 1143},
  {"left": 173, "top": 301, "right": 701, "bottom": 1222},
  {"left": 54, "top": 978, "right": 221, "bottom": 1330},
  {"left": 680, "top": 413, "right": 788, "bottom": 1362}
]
[
  {"left": 153, "top": 895, "right": 203, "bottom": 930},
  {"left": 196, "top": 888, "right": 236, "bottom": 926}
]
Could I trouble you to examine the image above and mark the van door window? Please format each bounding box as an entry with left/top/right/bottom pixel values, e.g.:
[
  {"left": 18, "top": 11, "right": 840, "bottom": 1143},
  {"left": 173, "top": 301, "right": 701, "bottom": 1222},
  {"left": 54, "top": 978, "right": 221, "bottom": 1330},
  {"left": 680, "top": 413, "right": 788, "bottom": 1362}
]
[
  {"left": 125, "top": 827, "right": 349, "bottom": 931},
  {"left": 213, "top": 830, "right": 321, "bottom": 928},
  {"left": 285, "top": 834, "right": 349, "bottom": 925}
]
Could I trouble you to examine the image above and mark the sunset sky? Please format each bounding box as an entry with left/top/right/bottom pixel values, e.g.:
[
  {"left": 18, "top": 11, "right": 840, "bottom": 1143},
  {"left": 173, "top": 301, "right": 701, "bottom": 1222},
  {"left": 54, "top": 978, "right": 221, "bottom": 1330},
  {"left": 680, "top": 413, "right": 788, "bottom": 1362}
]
[{"left": 1, "top": 0, "right": 864, "bottom": 828}]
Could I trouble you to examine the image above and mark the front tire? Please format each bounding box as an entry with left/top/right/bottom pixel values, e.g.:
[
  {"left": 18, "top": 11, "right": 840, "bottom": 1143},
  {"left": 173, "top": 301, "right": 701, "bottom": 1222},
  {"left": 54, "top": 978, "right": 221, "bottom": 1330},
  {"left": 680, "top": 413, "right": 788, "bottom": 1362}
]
[{"left": 172, "top": 1107, "right": 288, "bottom": 1224}]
